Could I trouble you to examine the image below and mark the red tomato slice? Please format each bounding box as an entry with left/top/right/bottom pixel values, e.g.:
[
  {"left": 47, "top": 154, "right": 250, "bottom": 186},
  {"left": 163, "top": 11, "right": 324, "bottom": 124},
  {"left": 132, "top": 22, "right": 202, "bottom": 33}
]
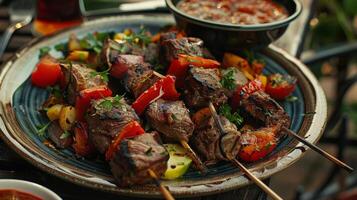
[
  {"left": 238, "top": 127, "right": 277, "bottom": 162},
  {"left": 31, "top": 58, "right": 61, "bottom": 88}
]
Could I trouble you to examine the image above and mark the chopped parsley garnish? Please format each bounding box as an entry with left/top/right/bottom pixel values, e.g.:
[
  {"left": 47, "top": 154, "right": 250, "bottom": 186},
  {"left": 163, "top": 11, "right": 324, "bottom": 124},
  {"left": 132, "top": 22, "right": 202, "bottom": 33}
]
[
  {"left": 54, "top": 43, "right": 67, "bottom": 53},
  {"left": 37, "top": 122, "right": 51, "bottom": 136},
  {"left": 39, "top": 46, "right": 51, "bottom": 58},
  {"left": 90, "top": 68, "right": 110, "bottom": 82},
  {"left": 123, "top": 27, "right": 151, "bottom": 45},
  {"left": 286, "top": 96, "right": 298, "bottom": 102},
  {"left": 98, "top": 95, "right": 123, "bottom": 111},
  {"left": 220, "top": 68, "right": 236, "bottom": 90},
  {"left": 79, "top": 33, "right": 103, "bottom": 54},
  {"left": 242, "top": 50, "right": 255, "bottom": 63},
  {"left": 219, "top": 104, "right": 243, "bottom": 127},
  {"left": 60, "top": 130, "right": 71, "bottom": 139}
]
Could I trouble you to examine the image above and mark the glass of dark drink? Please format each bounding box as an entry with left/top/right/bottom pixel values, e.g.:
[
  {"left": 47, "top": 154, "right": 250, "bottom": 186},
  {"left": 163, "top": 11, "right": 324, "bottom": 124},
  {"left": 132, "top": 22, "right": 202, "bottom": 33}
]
[{"left": 34, "top": 0, "right": 83, "bottom": 35}]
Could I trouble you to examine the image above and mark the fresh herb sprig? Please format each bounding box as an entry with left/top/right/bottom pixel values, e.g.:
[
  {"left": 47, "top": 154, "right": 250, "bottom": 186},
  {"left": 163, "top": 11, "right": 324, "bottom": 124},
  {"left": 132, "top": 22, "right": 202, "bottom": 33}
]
[
  {"left": 98, "top": 95, "right": 123, "bottom": 111},
  {"left": 123, "top": 27, "right": 151, "bottom": 45},
  {"left": 221, "top": 68, "right": 236, "bottom": 90},
  {"left": 90, "top": 68, "right": 110, "bottom": 82},
  {"left": 37, "top": 122, "right": 51, "bottom": 136},
  {"left": 39, "top": 46, "right": 51, "bottom": 58},
  {"left": 60, "top": 130, "right": 71, "bottom": 139},
  {"left": 219, "top": 104, "right": 243, "bottom": 127}
]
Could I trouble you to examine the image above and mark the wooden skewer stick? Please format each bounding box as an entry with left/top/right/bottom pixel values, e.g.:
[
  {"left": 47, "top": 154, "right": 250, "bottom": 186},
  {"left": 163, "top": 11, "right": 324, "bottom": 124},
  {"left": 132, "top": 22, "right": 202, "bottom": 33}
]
[
  {"left": 208, "top": 102, "right": 283, "bottom": 200},
  {"left": 282, "top": 127, "right": 354, "bottom": 173},
  {"left": 228, "top": 156, "right": 283, "bottom": 200},
  {"left": 180, "top": 140, "right": 207, "bottom": 173},
  {"left": 148, "top": 169, "right": 175, "bottom": 200},
  {"left": 154, "top": 71, "right": 207, "bottom": 173}
]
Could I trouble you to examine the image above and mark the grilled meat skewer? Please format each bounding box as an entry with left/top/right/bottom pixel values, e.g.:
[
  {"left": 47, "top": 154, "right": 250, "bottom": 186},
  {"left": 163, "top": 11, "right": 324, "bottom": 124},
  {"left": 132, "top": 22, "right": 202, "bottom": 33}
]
[
  {"left": 108, "top": 52, "right": 206, "bottom": 172},
  {"left": 207, "top": 102, "right": 283, "bottom": 200},
  {"left": 86, "top": 96, "right": 139, "bottom": 153}
]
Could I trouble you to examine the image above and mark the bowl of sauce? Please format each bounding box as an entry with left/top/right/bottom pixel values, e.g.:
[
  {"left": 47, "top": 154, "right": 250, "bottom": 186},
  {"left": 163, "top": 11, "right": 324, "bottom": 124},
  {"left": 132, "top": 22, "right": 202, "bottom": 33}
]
[
  {"left": 166, "top": 0, "right": 302, "bottom": 50},
  {"left": 0, "top": 179, "right": 61, "bottom": 200}
]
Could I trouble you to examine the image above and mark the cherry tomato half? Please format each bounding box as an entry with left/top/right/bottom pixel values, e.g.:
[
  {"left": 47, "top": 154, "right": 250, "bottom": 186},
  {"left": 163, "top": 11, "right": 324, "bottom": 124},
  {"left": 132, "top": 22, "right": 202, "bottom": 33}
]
[
  {"left": 31, "top": 58, "right": 61, "bottom": 88},
  {"left": 265, "top": 73, "right": 297, "bottom": 100}
]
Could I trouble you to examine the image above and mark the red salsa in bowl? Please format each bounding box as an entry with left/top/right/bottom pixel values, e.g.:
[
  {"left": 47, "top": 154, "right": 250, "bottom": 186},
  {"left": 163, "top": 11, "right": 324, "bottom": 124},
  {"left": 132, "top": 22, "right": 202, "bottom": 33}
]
[
  {"left": 0, "top": 189, "right": 43, "bottom": 200},
  {"left": 176, "top": 0, "right": 289, "bottom": 25}
]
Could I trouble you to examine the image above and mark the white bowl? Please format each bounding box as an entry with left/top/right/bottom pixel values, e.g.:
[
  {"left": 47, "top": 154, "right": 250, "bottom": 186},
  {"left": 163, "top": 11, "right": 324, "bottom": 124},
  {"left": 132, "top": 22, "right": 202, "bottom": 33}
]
[{"left": 0, "top": 179, "right": 62, "bottom": 200}]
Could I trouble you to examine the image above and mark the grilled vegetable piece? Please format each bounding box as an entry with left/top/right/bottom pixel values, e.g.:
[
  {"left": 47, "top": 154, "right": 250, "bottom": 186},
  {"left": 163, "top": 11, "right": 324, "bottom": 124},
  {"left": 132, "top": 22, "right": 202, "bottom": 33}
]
[
  {"left": 192, "top": 115, "right": 241, "bottom": 165},
  {"left": 167, "top": 54, "right": 220, "bottom": 88},
  {"left": 241, "top": 90, "right": 291, "bottom": 131},
  {"left": 60, "top": 63, "right": 107, "bottom": 104},
  {"left": 47, "top": 121, "right": 73, "bottom": 149},
  {"left": 146, "top": 99, "right": 194, "bottom": 142},
  {"left": 184, "top": 67, "right": 228, "bottom": 109},
  {"left": 72, "top": 121, "right": 96, "bottom": 157},
  {"left": 75, "top": 86, "right": 113, "bottom": 121},
  {"left": 132, "top": 76, "right": 180, "bottom": 115},
  {"left": 238, "top": 126, "right": 278, "bottom": 162},
  {"left": 58, "top": 106, "right": 76, "bottom": 131},
  {"left": 105, "top": 121, "right": 145, "bottom": 160},
  {"left": 86, "top": 96, "right": 139, "bottom": 154},
  {"left": 160, "top": 36, "right": 204, "bottom": 65},
  {"left": 109, "top": 132, "right": 169, "bottom": 186},
  {"left": 46, "top": 104, "right": 64, "bottom": 121},
  {"left": 163, "top": 144, "right": 192, "bottom": 180}
]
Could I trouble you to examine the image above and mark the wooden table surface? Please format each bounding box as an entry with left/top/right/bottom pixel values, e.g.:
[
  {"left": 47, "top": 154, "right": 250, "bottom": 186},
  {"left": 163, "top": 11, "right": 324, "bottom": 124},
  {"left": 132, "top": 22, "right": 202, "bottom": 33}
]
[{"left": 0, "top": 0, "right": 314, "bottom": 199}]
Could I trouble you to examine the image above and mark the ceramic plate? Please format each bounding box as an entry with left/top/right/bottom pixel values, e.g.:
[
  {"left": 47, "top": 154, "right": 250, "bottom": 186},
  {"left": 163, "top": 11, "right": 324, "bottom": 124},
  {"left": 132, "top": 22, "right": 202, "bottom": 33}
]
[{"left": 0, "top": 14, "right": 327, "bottom": 198}]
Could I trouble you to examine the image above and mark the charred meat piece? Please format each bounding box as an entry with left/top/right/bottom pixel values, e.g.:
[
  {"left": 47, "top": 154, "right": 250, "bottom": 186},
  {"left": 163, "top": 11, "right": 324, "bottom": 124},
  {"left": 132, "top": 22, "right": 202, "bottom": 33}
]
[
  {"left": 86, "top": 97, "right": 139, "bottom": 153},
  {"left": 47, "top": 121, "right": 73, "bottom": 149},
  {"left": 110, "top": 54, "right": 161, "bottom": 98},
  {"left": 109, "top": 132, "right": 169, "bottom": 186},
  {"left": 184, "top": 67, "right": 228, "bottom": 109},
  {"left": 146, "top": 99, "right": 194, "bottom": 142},
  {"left": 101, "top": 39, "right": 159, "bottom": 66},
  {"left": 160, "top": 37, "right": 204, "bottom": 64},
  {"left": 192, "top": 116, "right": 241, "bottom": 165},
  {"left": 241, "top": 90, "right": 291, "bottom": 131},
  {"left": 61, "top": 63, "right": 107, "bottom": 104}
]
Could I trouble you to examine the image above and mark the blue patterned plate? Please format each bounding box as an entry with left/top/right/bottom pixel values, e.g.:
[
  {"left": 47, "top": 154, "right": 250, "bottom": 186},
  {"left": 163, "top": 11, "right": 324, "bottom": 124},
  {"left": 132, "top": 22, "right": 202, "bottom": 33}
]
[{"left": 0, "top": 15, "right": 327, "bottom": 198}]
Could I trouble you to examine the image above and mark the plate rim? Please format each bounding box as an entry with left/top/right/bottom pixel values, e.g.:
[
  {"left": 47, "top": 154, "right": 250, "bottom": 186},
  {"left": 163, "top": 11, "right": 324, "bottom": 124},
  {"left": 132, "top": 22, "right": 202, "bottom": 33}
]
[{"left": 0, "top": 14, "right": 327, "bottom": 198}]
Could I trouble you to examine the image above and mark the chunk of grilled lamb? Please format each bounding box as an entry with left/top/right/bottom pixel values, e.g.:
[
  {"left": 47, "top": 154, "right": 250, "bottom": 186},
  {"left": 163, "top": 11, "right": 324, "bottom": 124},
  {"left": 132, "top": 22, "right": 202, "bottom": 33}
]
[
  {"left": 86, "top": 97, "right": 139, "bottom": 154},
  {"left": 240, "top": 90, "right": 291, "bottom": 132},
  {"left": 184, "top": 67, "right": 228, "bottom": 109},
  {"left": 109, "top": 132, "right": 169, "bottom": 186},
  {"left": 110, "top": 54, "right": 161, "bottom": 98},
  {"left": 60, "top": 63, "right": 107, "bottom": 104},
  {"left": 146, "top": 99, "right": 194, "bottom": 142},
  {"left": 192, "top": 116, "right": 241, "bottom": 165},
  {"left": 160, "top": 37, "right": 204, "bottom": 65}
]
